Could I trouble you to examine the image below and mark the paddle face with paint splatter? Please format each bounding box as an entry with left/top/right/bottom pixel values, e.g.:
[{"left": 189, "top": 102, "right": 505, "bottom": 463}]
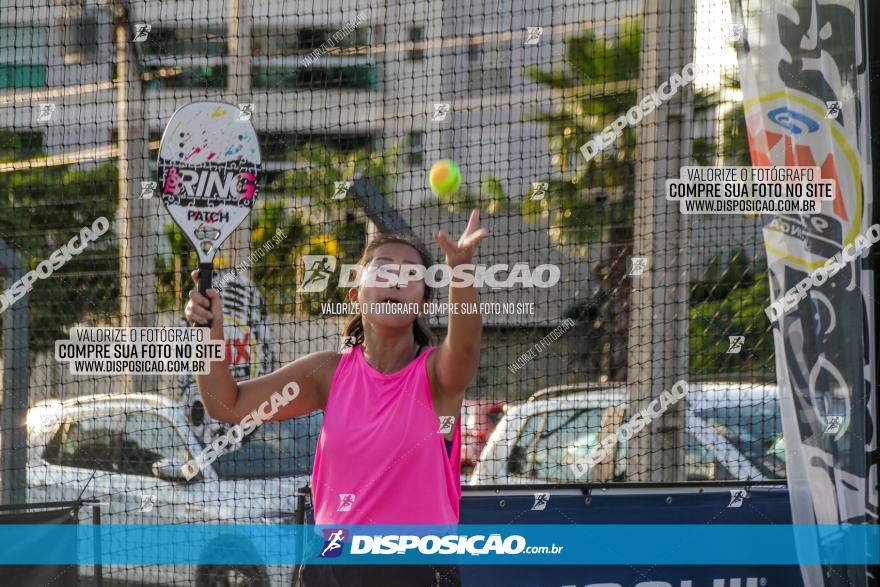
[{"left": 158, "top": 102, "right": 262, "bottom": 265}]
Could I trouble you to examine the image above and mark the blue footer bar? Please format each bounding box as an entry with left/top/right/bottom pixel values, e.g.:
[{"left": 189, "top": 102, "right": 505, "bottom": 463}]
[{"left": 0, "top": 524, "right": 876, "bottom": 565}]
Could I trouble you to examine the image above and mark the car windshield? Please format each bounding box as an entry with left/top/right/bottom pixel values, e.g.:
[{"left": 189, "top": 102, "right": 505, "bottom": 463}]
[
  {"left": 693, "top": 403, "right": 785, "bottom": 479},
  {"left": 516, "top": 408, "right": 609, "bottom": 482},
  {"left": 210, "top": 412, "right": 322, "bottom": 480}
]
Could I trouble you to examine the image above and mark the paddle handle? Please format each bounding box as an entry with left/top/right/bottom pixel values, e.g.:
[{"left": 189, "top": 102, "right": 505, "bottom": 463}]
[{"left": 198, "top": 262, "right": 214, "bottom": 327}]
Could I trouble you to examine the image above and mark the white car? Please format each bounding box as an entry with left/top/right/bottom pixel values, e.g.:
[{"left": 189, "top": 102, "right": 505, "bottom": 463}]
[
  {"left": 23, "top": 393, "right": 321, "bottom": 586},
  {"left": 471, "top": 382, "right": 785, "bottom": 485}
]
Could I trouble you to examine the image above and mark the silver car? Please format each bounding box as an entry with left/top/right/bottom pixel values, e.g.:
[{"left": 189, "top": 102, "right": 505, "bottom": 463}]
[
  {"left": 471, "top": 382, "right": 784, "bottom": 485},
  {"left": 22, "top": 392, "right": 321, "bottom": 586}
]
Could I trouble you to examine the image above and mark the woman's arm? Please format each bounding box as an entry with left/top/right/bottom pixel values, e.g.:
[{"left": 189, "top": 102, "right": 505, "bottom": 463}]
[
  {"left": 430, "top": 209, "right": 489, "bottom": 396},
  {"left": 185, "top": 270, "right": 337, "bottom": 424}
]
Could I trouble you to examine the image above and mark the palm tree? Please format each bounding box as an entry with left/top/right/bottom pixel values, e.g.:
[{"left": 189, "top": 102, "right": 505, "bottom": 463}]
[
  {"left": 271, "top": 143, "right": 400, "bottom": 314},
  {"left": 248, "top": 199, "right": 310, "bottom": 310},
  {"left": 430, "top": 173, "right": 512, "bottom": 215},
  {"left": 523, "top": 21, "right": 641, "bottom": 380},
  {"left": 270, "top": 142, "right": 398, "bottom": 218},
  {"left": 524, "top": 22, "right": 744, "bottom": 380},
  {"left": 522, "top": 22, "right": 641, "bottom": 243},
  {"left": 693, "top": 74, "right": 748, "bottom": 166}
]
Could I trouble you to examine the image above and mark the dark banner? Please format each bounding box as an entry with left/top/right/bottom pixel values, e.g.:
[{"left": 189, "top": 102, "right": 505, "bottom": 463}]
[
  {"left": 0, "top": 507, "right": 78, "bottom": 586},
  {"left": 731, "top": 1, "right": 877, "bottom": 586}
]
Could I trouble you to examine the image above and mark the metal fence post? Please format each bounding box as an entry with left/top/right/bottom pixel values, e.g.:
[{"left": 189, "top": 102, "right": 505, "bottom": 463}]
[
  {"left": 0, "top": 237, "right": 29, "bottom": 507},
  {"left": 113, "top": 0, "right": 157, "bottom": 396},
  {"left": 627, "top": 0, "right": 694, "bottom": 482},
  {"left": 292, "top": 484, "right": 310, "bottom": 585}
]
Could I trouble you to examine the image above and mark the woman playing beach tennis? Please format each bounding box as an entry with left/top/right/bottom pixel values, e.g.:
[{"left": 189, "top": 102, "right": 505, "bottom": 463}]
[{"left": 185, "top": 209, "right": 488, "bottom": 587}]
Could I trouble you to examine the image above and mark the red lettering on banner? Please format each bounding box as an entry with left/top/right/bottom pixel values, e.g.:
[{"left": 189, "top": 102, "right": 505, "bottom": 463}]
[
  {"left": 747, "top": 126, "right": 847, "bottom": 220},
  {"left": 747, "top": 124, "right": 783, "bottom": 167},
  {"left": 231, "top": 334, "right": 251, "bottom": 365},
  {"left": 225, "top": 336, "right": 251, "bottom": 366},
  {"left": 819, "top": 154, "right": 846, "bottom": 220}
]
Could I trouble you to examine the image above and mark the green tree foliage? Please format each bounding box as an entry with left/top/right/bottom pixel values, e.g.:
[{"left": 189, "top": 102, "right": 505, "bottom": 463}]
[
  {"left": 0, "top": 132, "right": 119, "bottom": 351},
  {"left": 156, "top": 200, "right": 313, "bottom": 313},
  {"left": 271, "top": 143, "right": 384, "bottom": 315},
  {"left": 526, "top": 25, "right": 763, "bottom": 380},
  {"left": 692, "top": 75, "right": 749, "bottom": 167},
  {"left": 689, "top": 249, "right": 775, "bottom": 376},
  {"left": 270, "top": 143, "right": 398, "bottom": 216},
  {"left": 433, "top": 174, "right": 511, "bottom": 215},
  {"left": 249, "top": 200, "right": 310, "bottom": 310},
  {"left": 522, "top": 20, "right": 641, "bottom": 248}
]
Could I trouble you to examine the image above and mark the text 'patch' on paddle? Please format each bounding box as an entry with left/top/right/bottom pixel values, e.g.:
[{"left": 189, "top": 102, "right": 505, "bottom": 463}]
[{"left": 157, "top": 102, "right": 261, "bottom": 326}]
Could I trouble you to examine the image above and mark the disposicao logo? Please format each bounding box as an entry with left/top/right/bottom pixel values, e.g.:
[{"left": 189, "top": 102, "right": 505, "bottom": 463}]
[
  {"left": 319, "top": 529, "right": 347, "bottom": 558},
  {"left": 300, "top": 256, "right": 560, "bottom": 292}
]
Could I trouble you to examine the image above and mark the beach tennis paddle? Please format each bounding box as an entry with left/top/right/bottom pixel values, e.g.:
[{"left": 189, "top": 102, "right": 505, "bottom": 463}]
[{"left": 157, "top": 102, "right": 261, "bottom": 326}]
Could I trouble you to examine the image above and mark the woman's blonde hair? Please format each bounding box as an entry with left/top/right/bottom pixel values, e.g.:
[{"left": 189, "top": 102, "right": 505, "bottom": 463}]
[{"left": 341, "top": 232, "right": 435, "bottom": 346}]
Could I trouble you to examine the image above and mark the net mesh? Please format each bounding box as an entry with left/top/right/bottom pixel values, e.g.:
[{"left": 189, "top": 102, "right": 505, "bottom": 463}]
[{"left": 0, "top": 0, "right": 782, "bottom": 583}]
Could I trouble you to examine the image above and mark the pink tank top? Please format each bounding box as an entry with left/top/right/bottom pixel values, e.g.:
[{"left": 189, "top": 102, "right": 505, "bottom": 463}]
[{"left": 311, "top": 344, "right": 462, "bottom": 525}]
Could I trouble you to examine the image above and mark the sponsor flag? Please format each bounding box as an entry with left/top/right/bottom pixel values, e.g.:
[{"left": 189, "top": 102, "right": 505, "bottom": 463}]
[
  {"left": 730, "top": 1, "right": 876, "bottom": 586},
  {"left": 177, "top": 269, "right": 277, "bottom": 446}
]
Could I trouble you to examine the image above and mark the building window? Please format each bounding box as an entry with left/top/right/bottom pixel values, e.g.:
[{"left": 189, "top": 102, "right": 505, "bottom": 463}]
[
  {"left": 253, "top": 27, "right": 370, "bottom": 56},
  {"left": 140, "top": 27, "right": 227, "bottom": 58},
  {"left": 297, "top": 28, "right": 330, "bottom": 51},
  {"left": 407, "top": 26, "right": 425, "bottom": 60},
  {"left": 0, "top": 26, "right": 48, "bottom": 89},
  {"left": 467, "top": 41, "right": 510, "bottom": 95},
  {"left": 140, "top": 27, "right": 227, "bottom": 90},
  {"left": 62, "top": 6, "right": 103, "bottom": 64},
  {"left": 468, "top": 35, "right": 480, "bottom": 64},
  {"left": 253, "top": 63, "right": 376, "bottom": 91},
  {"left": 252, "top": 26, "right": 375, "bottom": 91},
  {"left": 406, "top": 131, "right": 424, "bottom": 166}
]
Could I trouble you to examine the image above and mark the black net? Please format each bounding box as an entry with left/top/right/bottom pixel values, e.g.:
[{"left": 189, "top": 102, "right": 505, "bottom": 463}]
[{"left": 0, "top": 0, "right": 784, "bottom": 584}]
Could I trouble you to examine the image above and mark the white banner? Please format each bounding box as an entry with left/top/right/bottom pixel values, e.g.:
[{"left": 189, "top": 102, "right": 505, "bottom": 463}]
[
  {"left": 177, "top": 269, "right": 277, "bottom": 447},
  {"left": 731, "top": 1, "right": 876, "bottom": 586}
]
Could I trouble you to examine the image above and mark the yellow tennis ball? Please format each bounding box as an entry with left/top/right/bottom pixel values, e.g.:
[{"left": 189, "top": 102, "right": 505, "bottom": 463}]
[{"left": 429, "top": 160, "right": 462, "bottom": 195}]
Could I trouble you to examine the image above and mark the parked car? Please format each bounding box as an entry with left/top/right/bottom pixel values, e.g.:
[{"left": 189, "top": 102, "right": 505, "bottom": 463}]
[
  {"left": 470, "top": 382, "right": 784, "bottom": 485},
  {"left": 460, "top": 399, "right": 506, "bottom": 478},
  {"left": 22, "top": 393, "right": 321, "bottom": 587}
]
